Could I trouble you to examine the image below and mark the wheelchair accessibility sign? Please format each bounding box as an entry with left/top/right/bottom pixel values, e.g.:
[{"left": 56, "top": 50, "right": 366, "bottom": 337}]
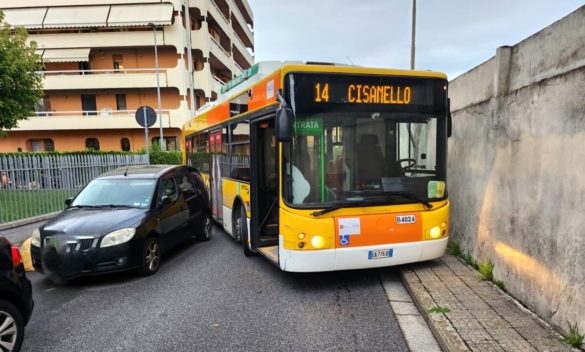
[{"left": 340, "top": 235, "right": 350, "bottom": 246}]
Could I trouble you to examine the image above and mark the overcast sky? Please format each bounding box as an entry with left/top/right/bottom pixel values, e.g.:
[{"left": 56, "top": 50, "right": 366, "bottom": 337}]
[{"left": 247, "top": 1, "right": 583, "bottom": 79}]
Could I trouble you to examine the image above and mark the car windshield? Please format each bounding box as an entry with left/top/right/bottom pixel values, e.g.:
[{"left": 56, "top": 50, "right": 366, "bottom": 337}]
[
  {"left": 283, "top": 112, "right": 446, "bottom": 207},
  {"left": 71, "top": 179, "right": 156, "bottom": 209}
]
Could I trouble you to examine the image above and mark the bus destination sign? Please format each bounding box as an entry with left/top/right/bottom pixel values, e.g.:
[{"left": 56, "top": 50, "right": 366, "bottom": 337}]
[
  {"left": 288, "top": 73, "right": 447, "bottom": 114},
  {"left": 314, "top": 82, "right": 412, "bottom": 105}
]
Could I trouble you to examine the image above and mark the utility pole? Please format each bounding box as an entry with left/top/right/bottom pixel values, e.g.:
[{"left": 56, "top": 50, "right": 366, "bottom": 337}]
[
  {"left": 149, "top": 22, "right": 164, "bottom": 150},
  {"left": 410, "top": 0, "right": 416, "bottom": 70}
]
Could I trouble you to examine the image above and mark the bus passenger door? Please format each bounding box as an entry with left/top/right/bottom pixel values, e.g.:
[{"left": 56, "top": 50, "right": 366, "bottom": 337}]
[
  {"left": 250, "top": 116, "right": 279, "bottom": 263},
  {"left": 209, "top": 130, "right": 223, "bottom": 220}
]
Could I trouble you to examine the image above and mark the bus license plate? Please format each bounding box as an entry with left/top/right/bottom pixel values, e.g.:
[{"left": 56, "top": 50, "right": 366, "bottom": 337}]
[{"left": 368, "top": 249, "right": 393, "bottom": 260}]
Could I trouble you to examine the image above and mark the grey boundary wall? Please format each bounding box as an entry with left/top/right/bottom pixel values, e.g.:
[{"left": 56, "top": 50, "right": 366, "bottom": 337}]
[{"left": 447, "top": 5, "right": 585, "bottom": 333}]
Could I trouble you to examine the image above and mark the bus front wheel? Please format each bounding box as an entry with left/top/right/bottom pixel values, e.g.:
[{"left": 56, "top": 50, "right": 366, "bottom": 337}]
[{"left": 236, "top": 205, "right": 255, "bottom": 257}]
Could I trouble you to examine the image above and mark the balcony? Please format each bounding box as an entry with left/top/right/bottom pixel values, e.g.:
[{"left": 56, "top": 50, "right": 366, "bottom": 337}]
[
  {"left": 232, "top": 33, "right": 253, "bottom": 67},
  {"left": 29, "top": 31, "right": 166, "bottom": 50},
  {"left": 208, "top": 0, "right": 231, "bottom": 40},
  {"left": 209, "top": 37, "right": 232, "bottom": 71},
  {"left": 40, "top": 68, "right": 187, "bottom": 94},
  {"left": 16, "top": 108, "right": 185, "bottom": 131},
  {"left": 230, "top": 2, "right": 253, "bottom": 47},
  {"left": 232, "top": 0, "right": 253, "bottom": 25}
]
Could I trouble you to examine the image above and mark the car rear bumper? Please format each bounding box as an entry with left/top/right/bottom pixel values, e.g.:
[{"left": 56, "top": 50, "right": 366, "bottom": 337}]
[{"left": 278, "top": 236, "right": 448, "bottom": 272}]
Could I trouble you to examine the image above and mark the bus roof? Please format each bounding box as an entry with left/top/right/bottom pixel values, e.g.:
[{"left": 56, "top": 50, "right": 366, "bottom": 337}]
[{"left": 183, "top": 61, "right": 447, "bottom": 134}]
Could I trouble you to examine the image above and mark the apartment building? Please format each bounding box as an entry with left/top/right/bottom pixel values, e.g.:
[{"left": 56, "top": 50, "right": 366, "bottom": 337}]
[{"left": 0, "top": 0, "right": 254, "bottom": 152}]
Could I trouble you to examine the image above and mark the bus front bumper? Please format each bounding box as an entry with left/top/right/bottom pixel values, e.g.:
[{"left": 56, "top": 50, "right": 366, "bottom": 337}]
[{"left": 278, "top": 236, "right": 448, "bottom": 272}]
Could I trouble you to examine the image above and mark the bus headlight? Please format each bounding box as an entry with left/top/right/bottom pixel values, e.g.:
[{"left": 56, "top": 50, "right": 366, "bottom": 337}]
[
  {"left": 31, "top": 228, "right": 41, "bottom": 247},
  {"left": 429, "top": 226, "right": 442, "bottom": 239},
  {"left": 311, "top": 235, "right": 326, "bottom": 249}
]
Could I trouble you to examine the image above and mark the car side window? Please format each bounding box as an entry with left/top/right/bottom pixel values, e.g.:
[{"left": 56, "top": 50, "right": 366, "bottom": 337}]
[
  {"left": 158, "top": 177, "right": 178, "bottom": 206},
  {"left": 177, "top": 170, "right": 197, "bottom": 198}
]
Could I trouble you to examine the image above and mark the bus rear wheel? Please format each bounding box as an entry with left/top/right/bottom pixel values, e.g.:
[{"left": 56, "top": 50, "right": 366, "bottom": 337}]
[{"left": 236, "top": 205, "right": 255, "bottom": 257}]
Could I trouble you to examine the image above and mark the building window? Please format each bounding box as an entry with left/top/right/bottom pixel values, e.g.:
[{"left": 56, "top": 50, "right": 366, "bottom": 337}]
[
  {"left": 121, "top": 138, "right": 131, "bottom": 151},
  {"left": 152, "top": 137, "right": 179, "bottom": 151},
  {"left": 30, "top": 140, "right": 42, "bottom": 152},
  {"left": 44, "top": 139, "right": 55, "bottom": 152},
  {"left": 116, "top": 94, "right": 127, "bottom": 111},
  {"left": 113, "top": 55, "right": 124, "bottom": 72},
  {"left": 81, "top": 95, "right": 97, "bottom": 116},
  {"left": 86, "top": 138, "right": 100, "bottom": 151},
  {"left": 79, "top": 61, "right": 91, "bottom": 75}
]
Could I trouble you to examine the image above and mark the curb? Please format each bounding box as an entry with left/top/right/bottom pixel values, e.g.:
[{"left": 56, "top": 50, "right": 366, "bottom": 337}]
[
  {"left": 0, "top": 213, "right": 59, "bottom": 231},
  {"left": 399, "top": 267, "right": 456, "bottom": 352}
]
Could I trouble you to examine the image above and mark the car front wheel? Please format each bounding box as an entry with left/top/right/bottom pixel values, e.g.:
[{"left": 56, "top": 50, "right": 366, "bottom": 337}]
[
  {"left": 197, "top": 214, "right": 213, "bottom": 242},
  {"left": 138, "top": 237, "right": 160, "bottom": 276},
  {"left": 0, "top": 299, "right": 24, "bottom": 352}
]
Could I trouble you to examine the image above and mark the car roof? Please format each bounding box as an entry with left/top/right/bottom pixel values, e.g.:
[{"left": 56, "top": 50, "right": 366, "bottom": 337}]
[{"left": 98, "top": 165, "right": 181, "bottom": 180}]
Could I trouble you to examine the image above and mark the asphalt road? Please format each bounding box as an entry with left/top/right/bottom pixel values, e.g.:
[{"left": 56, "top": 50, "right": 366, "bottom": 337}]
[{"left": 22, "top": 225, "right": 409, "bottom": 352}]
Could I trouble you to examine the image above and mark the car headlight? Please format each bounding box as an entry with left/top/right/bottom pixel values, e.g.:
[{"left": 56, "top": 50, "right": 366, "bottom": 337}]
[
  {"left": 31, "top": 228, "right": 41, "bottom": 247},
  {"left": 100, "top": 228, "right": 136, "bottom": 248}
]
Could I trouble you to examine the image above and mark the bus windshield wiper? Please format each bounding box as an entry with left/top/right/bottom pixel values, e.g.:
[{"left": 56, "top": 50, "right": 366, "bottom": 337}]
[
  {"left": 310, "top": 202, "right": 357, "bottom": 217},
  {"left": 311, "top": 199, "right": 394, "bottom": 217},
  {"left": 386, "top": 192, "right": 433, "bottom": 209},
  {"left": 310, "top": 193, "right": 433, "bottom": 217}
]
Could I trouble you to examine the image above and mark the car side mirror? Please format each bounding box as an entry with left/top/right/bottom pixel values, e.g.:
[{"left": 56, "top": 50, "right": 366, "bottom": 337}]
[
  {"left": 65, "top": 197, "right": 73, "bottom": 207},
  {"left": 159, "top": 196, "right": 172, "bottom": 209},
  {"left": 276, "top": 107, "right": 294, "bottom": 142}
]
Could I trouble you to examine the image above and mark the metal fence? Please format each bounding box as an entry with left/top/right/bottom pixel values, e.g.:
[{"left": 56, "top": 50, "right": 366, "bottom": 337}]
[{"left": 0, "top": 154, "right": 149, "bottom": 224}]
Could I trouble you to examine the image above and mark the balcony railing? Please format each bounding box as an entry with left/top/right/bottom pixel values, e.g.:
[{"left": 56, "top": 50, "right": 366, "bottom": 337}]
[
  {"left": 39, "top": 68, "right": 168, "bottom": 76},
  {"left": 232, "top": 32, "right": 253, "bottom": 65},
  {"left": 210, "top": 0, "right": 230, "bottom": 24},
  {"left": 234, "top": 61, "right": 244, "bottom": 73},
  {"left": 33, "top": 109, "right": 172, "bottom": 118}
]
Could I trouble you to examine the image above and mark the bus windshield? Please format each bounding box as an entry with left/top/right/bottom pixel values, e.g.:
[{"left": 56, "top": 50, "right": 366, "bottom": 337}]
[{"left": 283, "top": 111, "right": 446, "bottom": 207}]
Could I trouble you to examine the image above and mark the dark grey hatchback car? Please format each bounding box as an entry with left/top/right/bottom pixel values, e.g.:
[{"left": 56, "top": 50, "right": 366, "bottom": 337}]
[{"left": 30, "top": 165, "right": 212, "bottom": 280}]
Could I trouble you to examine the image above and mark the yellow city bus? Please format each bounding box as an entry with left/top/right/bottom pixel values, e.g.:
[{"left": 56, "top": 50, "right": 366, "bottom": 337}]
[{"left": 183, "top": 61, "right": 451, "bottom": 272}]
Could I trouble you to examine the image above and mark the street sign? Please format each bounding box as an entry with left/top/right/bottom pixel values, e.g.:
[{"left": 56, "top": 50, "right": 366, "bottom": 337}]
[{"left": 135, "top": 106, "right": 157, "bottom": 127}]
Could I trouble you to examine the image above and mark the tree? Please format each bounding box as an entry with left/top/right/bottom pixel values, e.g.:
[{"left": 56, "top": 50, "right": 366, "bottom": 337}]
[{"left": 0, "top": 11, "right": 43, "bottom": 131}]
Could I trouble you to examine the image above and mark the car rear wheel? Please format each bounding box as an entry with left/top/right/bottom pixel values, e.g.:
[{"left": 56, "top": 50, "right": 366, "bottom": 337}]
[
  {"left": 197, "top": 214, "right": 213, "bottom": 242},
  {"left": 138, "top": 237, "right": 160, "bottom": 276},
  {"left": 0, "top": 299, "right": 24, "bottom": 352}
]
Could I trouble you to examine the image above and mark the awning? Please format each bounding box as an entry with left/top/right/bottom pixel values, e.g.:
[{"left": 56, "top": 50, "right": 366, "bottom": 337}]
[
  {"left": 2, "top": 8, "right": 48, "bottom": 29},
  {"left": 107, "top": 3, "right": 174, "bottom": 27},
  {"left": 43, "top": 6, "right": 110, "bottom": 28},
  {"left": 42, "top": 48, "right": 91, "bottom": 63}
]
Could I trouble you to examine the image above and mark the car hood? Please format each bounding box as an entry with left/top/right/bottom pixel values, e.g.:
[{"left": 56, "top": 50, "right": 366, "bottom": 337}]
[{"left": 41, "top": 207, "right": 147, "bottom": 238}]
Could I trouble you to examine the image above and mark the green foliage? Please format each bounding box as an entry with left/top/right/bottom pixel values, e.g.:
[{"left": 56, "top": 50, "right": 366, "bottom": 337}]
[
  {"left": 429, "top": 306, "right": 451, "bottom": 314},
  {"left": 463, "top": 253, "right": 479, "bottom": 269},
  {"left": 0, "top": 11, "right": 44, "bottom": 130},
  {"left": 494, "top": 280, "right": 505, "bottom": 291},
  {"left": 145, "top": 142, "right": 182, "bottom": 165},
  {"left": 479, "top": 261, "right": 494, "bottom": 281},
  {"left": 446, "top": 242, "right": 462, "bottom": 257},
  {"left": 561, "top": 321, "right": 584, "bottom": 348}
]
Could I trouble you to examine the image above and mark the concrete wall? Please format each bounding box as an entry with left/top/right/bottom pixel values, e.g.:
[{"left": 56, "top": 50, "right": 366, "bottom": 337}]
[{"left": 448, "top": 5, "right": 585, "bottom": 332}]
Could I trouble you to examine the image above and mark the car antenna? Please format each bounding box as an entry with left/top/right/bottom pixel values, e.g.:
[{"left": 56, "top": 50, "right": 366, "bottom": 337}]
[{"left": 123, "top": 165, "right": 130, "bottom": 177}]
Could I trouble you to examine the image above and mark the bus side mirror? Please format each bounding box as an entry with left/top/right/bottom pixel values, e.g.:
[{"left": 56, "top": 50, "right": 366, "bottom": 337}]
[
  {"left": 276, "top": 107, "right": 294, "bottom": 142},
  {"left": 447, "top": 98, "right": 453, "bottom": 138}
]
